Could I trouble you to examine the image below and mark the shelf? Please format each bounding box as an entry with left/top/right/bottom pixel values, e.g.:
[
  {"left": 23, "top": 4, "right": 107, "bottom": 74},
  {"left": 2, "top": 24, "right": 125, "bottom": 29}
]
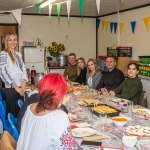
[{"left": 138, "top": 75, "right": 150, "bottom": 80}]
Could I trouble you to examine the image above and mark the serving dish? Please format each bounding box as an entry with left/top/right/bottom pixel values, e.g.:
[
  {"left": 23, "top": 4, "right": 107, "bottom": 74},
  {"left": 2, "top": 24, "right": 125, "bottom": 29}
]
[
  {"left": 91, "top": 104, "right": 120, "bottom": 117},
  {"left": 125, "top": 125, "right": 150, "bottom": 138},
  {"left": 72, "top": 127, "right": 96, "bottom": 137}
]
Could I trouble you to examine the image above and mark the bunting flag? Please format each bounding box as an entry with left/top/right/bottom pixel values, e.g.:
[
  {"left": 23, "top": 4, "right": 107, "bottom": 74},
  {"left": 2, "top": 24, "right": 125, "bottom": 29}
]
[
  {"left": 96, "top": 0, "right": 101, "bottom": 14},
  {"left": 119, "top": 23, "right": 125, "bottom": 33},
  {"left": 114, "top": 22, "right": 118, "bottom": 33},
  {"left": 57, "top": 3, "right": 61, "bottom": 22},
  {"left": 110, "top": 22, "right": 114, "bottom": 33},
  {"left": 131, "top": 21, "right": 136, "bottom": 33},
  {"left": 96, "top": 19, "right": 101, "bottom": 29},
  {"left": 105, "top": 21, "right": 109, "bottom": 31},
  {"left": 12, "top": 9, "right": 22, "bottom": 26},
  {"left": 48, "top": 4, "right": 52, "bottom": 21},
  {"left": 144, "top": 17, "right": 150, "bottom": 31},
  {"left": 79, "top": 0, "right": 84, "bottom": 16},
  {"left": 102, "top": 21, "right": 105, "bottom": 31},
  {"left": 35, "top": 3, "right": 41, "bottom": 14},
  {"left": 67, "top": 0, "right": 72, "bottom": 21}
]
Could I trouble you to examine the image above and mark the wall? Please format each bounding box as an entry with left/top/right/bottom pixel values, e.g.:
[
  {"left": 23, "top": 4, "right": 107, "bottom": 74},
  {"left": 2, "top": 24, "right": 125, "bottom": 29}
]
[
  {"left": 98, "top": 6, "right": 150, "bottom": 60},
  {"left": 0, "top": 14, "right": 96, "bottom": 61}
]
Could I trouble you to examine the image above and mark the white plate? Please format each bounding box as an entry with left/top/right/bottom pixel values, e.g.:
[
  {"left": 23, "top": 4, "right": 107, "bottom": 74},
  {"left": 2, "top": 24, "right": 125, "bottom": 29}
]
[
  {"left": 132, "top": 109, "right": 150, "bottom": 116},
  {"left": 72, "top": 127, "right": 96, "bottom": 137}
]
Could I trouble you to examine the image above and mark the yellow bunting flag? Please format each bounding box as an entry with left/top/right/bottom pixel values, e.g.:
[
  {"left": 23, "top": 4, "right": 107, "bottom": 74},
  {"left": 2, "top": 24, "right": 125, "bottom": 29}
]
[
  {"left": 102, "top": 21, "right": 106, "bottom": 31},
  {"left": 105, "top": 21, "right": 109, "bottom": 31},
  {"left": 144, "top": 17, "right": 150, "bottom": 31},
  {"left": 119, "top": 23, "right": 125, "bottom": 34}
]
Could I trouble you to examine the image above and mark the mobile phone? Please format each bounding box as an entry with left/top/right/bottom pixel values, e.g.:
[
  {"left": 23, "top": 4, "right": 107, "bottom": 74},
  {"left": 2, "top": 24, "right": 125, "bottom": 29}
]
[{"left": 81, "top": 140, "right": 102, "bottom": 146}]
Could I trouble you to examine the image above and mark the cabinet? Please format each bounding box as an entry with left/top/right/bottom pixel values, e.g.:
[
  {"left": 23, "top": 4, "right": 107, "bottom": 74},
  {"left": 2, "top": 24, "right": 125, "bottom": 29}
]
[{"left": 118, "top": 57, "right": 130, "bottom": 75}]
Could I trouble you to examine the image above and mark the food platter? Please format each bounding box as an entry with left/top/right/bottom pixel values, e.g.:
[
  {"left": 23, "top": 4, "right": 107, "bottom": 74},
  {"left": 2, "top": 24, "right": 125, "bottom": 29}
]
[
  {"left": 72, "top": 127, "right": 96, "bottom": 137},
  {"left": 111, "top": 99, "right": 129, "bottom": 105},
  {"left": 78, "top": 99, "right": 102, "bottom": 107},
  {"left": 125, "top": 125, "right": 150, "bottom": 138},
  {"left": 91, "top": 104, "right": 120, "bottom": 117},
  {"left": 132, "top": 109, "right": 150, "bottom": 116}
]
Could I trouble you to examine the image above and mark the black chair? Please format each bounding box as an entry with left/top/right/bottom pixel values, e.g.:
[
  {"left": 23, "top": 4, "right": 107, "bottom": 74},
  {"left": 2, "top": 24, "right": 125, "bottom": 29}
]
[{"left": 139, "top": 91, "right": 148, "bottom": 108}]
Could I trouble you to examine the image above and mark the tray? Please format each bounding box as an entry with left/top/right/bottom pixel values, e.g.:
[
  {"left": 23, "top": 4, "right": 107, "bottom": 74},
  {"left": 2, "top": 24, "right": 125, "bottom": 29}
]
[{"left": 91, "top": 104, "right": 120, "bottom": 117}]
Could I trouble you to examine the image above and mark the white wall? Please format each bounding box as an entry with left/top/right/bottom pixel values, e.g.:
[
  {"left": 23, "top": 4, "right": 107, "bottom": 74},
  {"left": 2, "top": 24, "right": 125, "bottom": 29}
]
[
  {"left": 19, "top": 15, "right": 96, "bottom": 61},
  {"left": 0, "top": 14, "right": 96, "bottom": 61},
  {"left": 98, "top": 6, "right": 150, "bottom": 60}
]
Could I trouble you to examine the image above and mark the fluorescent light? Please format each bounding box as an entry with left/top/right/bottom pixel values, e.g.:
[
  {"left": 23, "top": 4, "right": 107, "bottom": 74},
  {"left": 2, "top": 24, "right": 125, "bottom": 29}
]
[{"left": 40, "top": 0, "right": 56, "bottom": 8}]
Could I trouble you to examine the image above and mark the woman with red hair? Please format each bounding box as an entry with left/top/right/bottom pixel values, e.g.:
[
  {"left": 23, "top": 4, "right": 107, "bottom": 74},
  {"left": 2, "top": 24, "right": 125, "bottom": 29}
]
[{"left": 17, "top": 73, "right": 77, "bottom": 150}]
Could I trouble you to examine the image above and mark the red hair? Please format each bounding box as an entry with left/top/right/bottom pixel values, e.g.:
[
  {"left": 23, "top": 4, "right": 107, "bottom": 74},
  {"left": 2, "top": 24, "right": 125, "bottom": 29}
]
[{"left": 36, "top": 73, "right": 67, "bottom": 112}]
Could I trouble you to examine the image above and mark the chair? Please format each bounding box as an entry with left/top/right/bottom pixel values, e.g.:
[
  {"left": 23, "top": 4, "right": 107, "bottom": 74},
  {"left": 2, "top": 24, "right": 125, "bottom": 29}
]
[
  {"left": 0, "top": 92, "right": 6, "bottom": 111},
  {"left": 0, "top": 101, "right": 12, "bottom": 134},
  {"left": 8, "top": 113, "right": 19, "bottom": 141},
  {"left": 139, "top": 91, "right": 148, "bottom": 108},
  {"left": 18, "top": 99, "right": 24, "bottom": 109}
]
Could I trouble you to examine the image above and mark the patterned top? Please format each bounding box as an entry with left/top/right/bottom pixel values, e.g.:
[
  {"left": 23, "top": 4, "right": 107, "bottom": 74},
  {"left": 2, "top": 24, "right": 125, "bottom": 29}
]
[
  {"left": 0, "top": 51, "right": 28, "bottom": 88},
  {"left": 17, "top": 105, "right": 77, "bottom": 150}
]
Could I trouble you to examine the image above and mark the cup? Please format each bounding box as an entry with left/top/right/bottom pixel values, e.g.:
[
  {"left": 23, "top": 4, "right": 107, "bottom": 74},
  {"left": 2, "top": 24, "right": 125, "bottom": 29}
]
[
  {"left": 127, "top": 101, "right": 133, "bottom": 116},
  {"left": 99, "top": 114, "right": 107, "bottom": 132}
]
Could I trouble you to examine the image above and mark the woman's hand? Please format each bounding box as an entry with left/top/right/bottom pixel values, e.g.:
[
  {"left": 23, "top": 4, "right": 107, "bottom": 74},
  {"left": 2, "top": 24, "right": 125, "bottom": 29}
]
[
  {"left": 109, "top": 91, "right": 115, "bottom": 97},
  {"left": 20, "top": 81, "right": 26, "bottom": 96},
  {"left": 101, "top": 88, "right": 108, "bottom": 95}
]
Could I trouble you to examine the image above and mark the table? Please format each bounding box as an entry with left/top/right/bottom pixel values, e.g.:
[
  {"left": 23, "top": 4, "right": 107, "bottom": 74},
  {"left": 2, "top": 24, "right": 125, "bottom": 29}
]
[{"left": 68, "top": 91, "right": 150, "bottom": 150}]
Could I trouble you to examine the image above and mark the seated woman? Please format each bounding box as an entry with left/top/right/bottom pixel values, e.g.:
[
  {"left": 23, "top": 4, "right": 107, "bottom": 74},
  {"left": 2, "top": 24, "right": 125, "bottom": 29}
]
[
  {"left": 110, "top": 63, "right": 143, "bottom": 105},
  {"left": 86, "top": 59, "right": 102, "bottom": 89},
  {"left": 17, "top": 74, "right": 77, "bottom": 150},
  {"left": 76, "top": 57, "right": 87, "bottom": 85}
]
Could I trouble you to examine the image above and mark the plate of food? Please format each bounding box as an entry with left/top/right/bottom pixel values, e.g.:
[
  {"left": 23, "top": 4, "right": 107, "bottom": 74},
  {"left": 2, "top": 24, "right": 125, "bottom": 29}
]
[
  {"left": 72, "top": 127, "right": 96, "bottom": 137},
  {"left": 132, "top": 109, "right": 150, "bottom": 116},
  {"left": 79, "top": 99, "right": 101, "bottom": 107},
  {"left": 125, "top": 125, "right": 150, "bottom": 138}
]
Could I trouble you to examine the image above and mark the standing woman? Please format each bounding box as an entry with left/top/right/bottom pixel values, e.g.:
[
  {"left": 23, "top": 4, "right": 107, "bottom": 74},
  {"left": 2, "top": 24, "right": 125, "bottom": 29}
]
[
  {"left": 0, "top": 33, "right": 28, "bottom": 117},
  {"left": 76, "top": 57, "right": 87, "bottom": 85},
  {"left": 87, "top": 59, "right": 102, "bottom": 89}
]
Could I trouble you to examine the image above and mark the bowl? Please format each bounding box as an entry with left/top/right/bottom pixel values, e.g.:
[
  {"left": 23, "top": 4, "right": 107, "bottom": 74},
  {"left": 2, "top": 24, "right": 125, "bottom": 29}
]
[
  {"left": 112, "top": 117, "right": 127, "bottom": 127},
  {"left": 122, "top": 136, "right": 137, "bottom": 147}
]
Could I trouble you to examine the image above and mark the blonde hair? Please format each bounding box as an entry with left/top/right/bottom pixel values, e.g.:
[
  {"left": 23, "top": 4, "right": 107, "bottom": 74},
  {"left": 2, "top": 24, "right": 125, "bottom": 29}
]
[
  {"left": 5, "top": 33, "right": 18, "bottom": 63},
  {"left": 87, "top": 58, "right": 100, "bottom": 77}
]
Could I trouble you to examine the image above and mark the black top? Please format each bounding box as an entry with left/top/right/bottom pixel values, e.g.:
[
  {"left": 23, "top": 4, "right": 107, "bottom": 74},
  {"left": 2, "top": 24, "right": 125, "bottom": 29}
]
[
  {"left": 16, "top": 93, "right": 68, "bottom": 132},
  {"left": 96, "top": 67, "right": 125, "bottom": 91},
  {"left": 76, "top": 67, "right": 87, "bottom": 85}
]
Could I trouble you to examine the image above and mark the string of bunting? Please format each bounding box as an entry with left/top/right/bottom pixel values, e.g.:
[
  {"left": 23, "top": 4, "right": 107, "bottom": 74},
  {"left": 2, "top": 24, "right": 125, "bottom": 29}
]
[{"left": 96, "top": 16, "right": 150, "bottom": 34}]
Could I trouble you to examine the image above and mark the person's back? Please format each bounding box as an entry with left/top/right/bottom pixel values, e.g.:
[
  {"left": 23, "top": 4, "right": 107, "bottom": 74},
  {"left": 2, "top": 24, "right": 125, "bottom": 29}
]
[{"left": 17, "top": 104, "right": 76, "bottom": 150}]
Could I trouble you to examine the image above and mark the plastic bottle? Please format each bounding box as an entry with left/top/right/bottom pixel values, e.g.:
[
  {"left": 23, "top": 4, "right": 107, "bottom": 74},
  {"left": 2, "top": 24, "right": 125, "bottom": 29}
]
[
  {"left": 31, "top": 66, "right": 36, "bottom": 85},
  {"left": 0, "top": 119, "right": 3, "bottom": 138}
]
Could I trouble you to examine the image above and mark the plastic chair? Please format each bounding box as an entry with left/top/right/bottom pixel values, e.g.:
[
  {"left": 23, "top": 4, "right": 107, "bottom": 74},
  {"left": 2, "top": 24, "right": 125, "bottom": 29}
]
[
  {"left": 18, "top": 99, "right": 24, "bottom": 109},
  {"left": 0, "top": 92, "right": 6, "bottom": 111},
  {"left": 8, "top": 113, "right": 19, "bottom": 141},
  {"left": 0, "top": 101, "right": 12, "bottom": 134}
]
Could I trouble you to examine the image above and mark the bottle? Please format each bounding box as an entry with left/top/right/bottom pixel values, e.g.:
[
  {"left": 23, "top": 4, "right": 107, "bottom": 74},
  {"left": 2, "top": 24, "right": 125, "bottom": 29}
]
[
  {"left": 31, "top": 66, "right": 36, "bottom": 85},
  {"left": 0, "top": 119, "right": 3, "bottom": 138}
]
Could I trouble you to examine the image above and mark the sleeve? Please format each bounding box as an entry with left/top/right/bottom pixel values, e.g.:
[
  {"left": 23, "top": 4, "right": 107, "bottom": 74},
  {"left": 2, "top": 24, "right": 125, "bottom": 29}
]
[
  {"left": 18, "top": 53, "right": 28, "bottom": 82},
  {"left": 0, "top": 52, "right": 14, "bottom": 85},
  {"left": 53, "top": 113, "right": 77, "bottom": 150},
  {"left": 92, "top": 72, "right": 102, "bottom": 89},
  {"left": 96, "top": 75, "right": 104, "bottom": 90},
  {"left": 113, "top": 80, "right": 125, "bottom": 94},
  {"left": 111, "top": 70, "right": 125, "bottom": 90},
  {"left": 115, "top": 81, "right": 142, "bottom": 100}
]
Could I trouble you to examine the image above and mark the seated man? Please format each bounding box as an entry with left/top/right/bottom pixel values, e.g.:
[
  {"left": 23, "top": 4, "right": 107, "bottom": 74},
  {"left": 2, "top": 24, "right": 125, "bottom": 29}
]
[
  {"left": 16, "top": 74, "right": 69, "bottom": 132},
  {"left": 96, "top": 57, "right": 125, "bottom": 93},
  {"left": 64, "top": 53, "right": 78, "bottom": 82}
]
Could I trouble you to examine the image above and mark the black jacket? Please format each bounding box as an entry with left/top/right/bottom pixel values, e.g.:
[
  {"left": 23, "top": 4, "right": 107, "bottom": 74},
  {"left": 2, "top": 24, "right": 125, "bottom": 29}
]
[{"left": 76, "top": 67, "right": 87, "bottom": 85}]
